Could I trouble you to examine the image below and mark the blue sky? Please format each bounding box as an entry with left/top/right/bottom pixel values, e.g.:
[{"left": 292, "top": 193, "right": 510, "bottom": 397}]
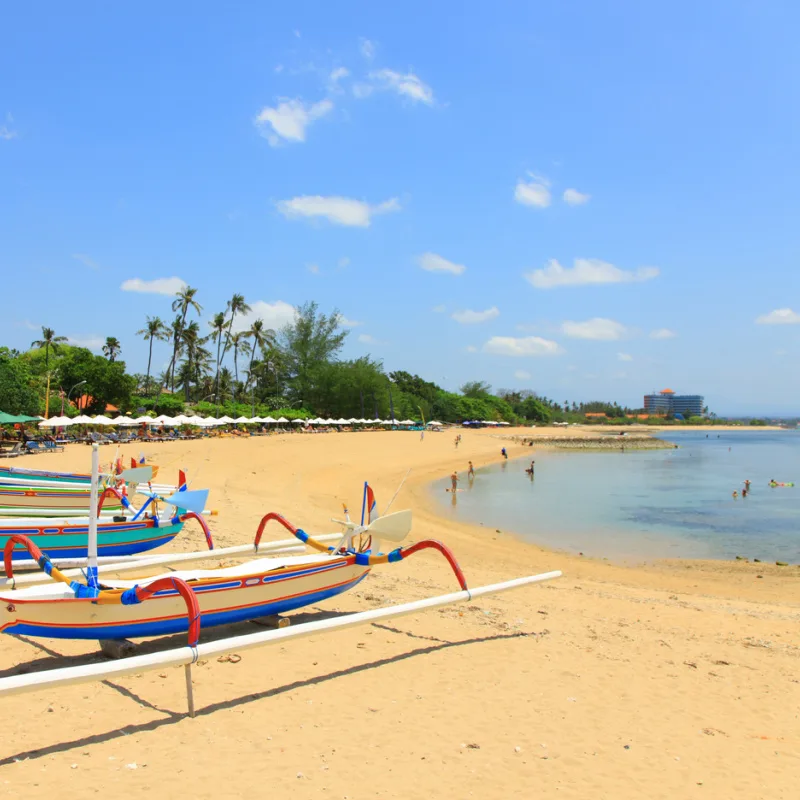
[{"left": 2, "top": 1, "right": 799, "bottom": 414}]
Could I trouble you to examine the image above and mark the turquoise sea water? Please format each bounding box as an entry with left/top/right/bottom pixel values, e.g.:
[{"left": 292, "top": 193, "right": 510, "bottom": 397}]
[{"left": 432, "top": 431, "right": 800, "bottom": 563}]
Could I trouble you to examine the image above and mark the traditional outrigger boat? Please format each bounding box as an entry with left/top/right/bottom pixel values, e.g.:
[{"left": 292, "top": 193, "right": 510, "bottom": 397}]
[{"left": 0, "top": 446, "right": 562, "bottom": 714}]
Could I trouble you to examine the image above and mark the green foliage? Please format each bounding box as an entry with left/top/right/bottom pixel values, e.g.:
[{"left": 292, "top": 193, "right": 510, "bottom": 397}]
[
  {"left": 460, "top": 380, "right": 492, "bottom": 399},
  {"left": 131, "top": 394, "right": 186, "bottom": 415},
  {"left": 58, "top": 348, "right": 136, "bottom": 413},
  {"left": 280, "top": 302, "right": 348, "bottom": 404},
  {"left": 0, "top": 347, "right": 40, "bottom": 415},
  {"left": 749, "top": 418, "right": 767, "bottom": 426}
]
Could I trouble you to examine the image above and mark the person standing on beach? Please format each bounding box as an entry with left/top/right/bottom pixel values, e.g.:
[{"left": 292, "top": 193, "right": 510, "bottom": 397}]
[
  {"left": 451, "top": 471, "right": 459, "bottom": 492},
  {"left": 501, "top": 447, "right": 508, "bottom": 459},
  {"left": 468, "top": 461, "right": 475, "bottom": 479},
  {"left": 454, "top": 436, "right": 459, "bottom": 449}
]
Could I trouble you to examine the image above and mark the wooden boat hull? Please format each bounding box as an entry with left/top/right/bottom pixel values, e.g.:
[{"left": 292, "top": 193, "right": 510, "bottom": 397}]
[
  {"left": 0, "top": 484, "right": 123, "bottom": 513},
  {"left": 0, "top": 465, "right": 91, "bottom": 485},
  {"left": 0, "top": 555, "right": 369, "bottom": 639},
  {"left": 0, "top": 518, "right": 184, "bottom": 561}
]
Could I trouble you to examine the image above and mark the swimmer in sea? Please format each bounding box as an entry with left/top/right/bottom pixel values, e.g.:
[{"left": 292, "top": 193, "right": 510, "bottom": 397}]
[
  {"left": 733, "top": 491, "right": 738, "bottom": 499},
  {"left": 468, "top": 461, "right": 475, "bottom": 479},
  {"left": 451, "top": 471, "right": 459, "bottom": 492}
]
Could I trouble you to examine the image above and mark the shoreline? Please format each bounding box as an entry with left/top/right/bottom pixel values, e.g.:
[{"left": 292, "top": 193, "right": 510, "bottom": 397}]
[{"left": 2, "top": 429, "right": 799, "bottom": 799}]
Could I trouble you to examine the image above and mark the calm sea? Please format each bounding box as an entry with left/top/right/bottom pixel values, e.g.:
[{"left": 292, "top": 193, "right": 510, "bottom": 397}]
[{"left": 432, "top": 431, "right": 800, "bottom": 563}]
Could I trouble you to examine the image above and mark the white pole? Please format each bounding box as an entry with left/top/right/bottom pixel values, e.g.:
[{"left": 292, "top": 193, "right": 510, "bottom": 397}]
[
  {"left": 2, "top": 534, "right": 342, "bottom": 589},
  {"left": 88, "top": 443, "right": 100, "bottom": 589},
  {"left": 0, "top": 571, "right": 561, "bottom": 700}
]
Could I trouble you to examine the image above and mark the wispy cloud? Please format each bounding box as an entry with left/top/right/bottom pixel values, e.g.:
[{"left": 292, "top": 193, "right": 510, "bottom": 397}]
[
  {"left": 254, "top": 98, "right": 333, "bottom": 146},
  {"left": 18, "top": 319, "right": 40, "bottom": 331},
  {"left": 483, "top": 336, "right": 563, "bottom": 357},
  {"left": 337, "top": 256, "right": 350, "bottom": 269},
  {"left": 525, "top": 258, "right": 659, "bottom": 289},
  {"left": 277, "top": 195, "right": 400, "bottom": 227},
  {"left": 417, "top": 252, "right": 465, "bottom": 275},
  {"left": 561, "top": 318, "right": 628, "bottom": 341},
  {"left": 756, "top": 308, "right": 800, "bottom": 325},
  {"left": 72, "top": 253, "right": 100, "bottom": 270},
  {"left": 563, "top": 188, "right": 590, "bottom": 206},
  {"left": 514, "top": 173, "right": 551, "bottom": 208},
  {"left": 67, "top": 335, "right": 104, "bottom": 350},
  {"left": 360, "top": 38, "right": 376, "bottom": 60},
  {"left": 358, "top": 332, "right": 385, "bottom": 345},
  {"left": 366, "top": 69, "right": 434, "bottom": 105},
  {"left": 451, "top": 306, "right": 500, "bottom": 324},
  {"left": 338, "top": 315, "right": 362, "bottom": 328},
  {"left": 120, "top": 276, "right": 187, "bottom": 296},
  {"left": 432, "top": 304, "right": 447, "bottom": 313},
  {"left": 617, "top": 352, "right": 633, "bottom": 362},
  {"left": 233, "top": 300, "right": 297, "bottom": 333},
  {"left": 0, "top": 112, "right": 16, "bottom": 140},
  {"left": 514, "top": 369, "right": 531, "bottom": 380},
  {"left": 307, "top": 263, "right": 320, "bottom": 275},
  {"left": 649, "top": 328, "right": 677, "bottom": 339},
  {"left": 465, "top": 345, "right": 478, "bottom": 353},
  {"left": 328, "top": 67, "right": 350, "bottom": 91}
]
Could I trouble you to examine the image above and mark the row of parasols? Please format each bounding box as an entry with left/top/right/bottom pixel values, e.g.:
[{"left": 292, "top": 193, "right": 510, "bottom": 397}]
[{"left": 38, "top": 414, "right": 448, "bottom": 428}]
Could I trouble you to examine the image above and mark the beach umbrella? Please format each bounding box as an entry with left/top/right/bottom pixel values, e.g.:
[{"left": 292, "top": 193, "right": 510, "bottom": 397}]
[
  {"left": 263, "top": 416, "right": 276, "bottom": 424},
  {"left": 217, "top": 415, "right": 234, "bottom": 424},
  {"left": 276, "top": 417, "right": 289, "bottom": 423},
  {"left": 39, "top": 415, "right": 71, "bottom": 428},
  {"left": 91, "top": 415, "right": 115, "bottom": 425},
  {"left": 291, "top": 418, "right": 304, "bottom": 424},
  {"left": 72, "top": 415, "right": 94, "bottom": 424},
  {"left": 399, "top": 419, "right": 415, "bottom": 425},
  {"left": 233, "top": 416, "right": 250, "bottom": 424},
  {"left": 427, "top": 420, "right": 443, "bottom": 426}
]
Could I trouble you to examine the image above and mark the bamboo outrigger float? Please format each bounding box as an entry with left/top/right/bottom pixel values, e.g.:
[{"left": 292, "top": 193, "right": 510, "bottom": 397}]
[{"left": 0, "top": 445, "right": 562, "bottom": 715}]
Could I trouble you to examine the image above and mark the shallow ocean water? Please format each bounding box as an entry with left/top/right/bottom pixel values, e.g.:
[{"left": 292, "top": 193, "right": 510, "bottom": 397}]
[{"left": 432, "top": 430, "right": 800, "bottom": 562}]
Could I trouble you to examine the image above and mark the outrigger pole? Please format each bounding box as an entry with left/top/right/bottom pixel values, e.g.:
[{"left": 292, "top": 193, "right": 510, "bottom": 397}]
[{"left": 0, "top": 570, "right": 561, "bottom": 715}]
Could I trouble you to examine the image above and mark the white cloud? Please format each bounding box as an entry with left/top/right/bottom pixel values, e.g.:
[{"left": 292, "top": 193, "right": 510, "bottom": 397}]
[
  {"left": 483, "top": 336, "right": 563, "bottom": 357},
  {"left": 417, "top": 252, "right": 465, "bottom": 275},
  {"left": 338, "top": 315, "right": 362, "bottom": 328},
  {"left": 72, "top": 253, "right": 99, "bottom": 270},
  {"left": 358, "top": 333, "right": 378, "bottom": 344},
  {"left": 277, "top": 195, "right": 400, "bottom": 227},
  {"left": 307, "top": 263, "right": 320, "bottom": 275},
  {"left": 368, "top": 69, "right": 434, "bottom": 105},
  {"left": 514, "top": 369, "right": 531, "bottom": 380},
  {"left": 120, "top": 276, "right": 187, "bottom": 296},
  {"left": 525, "top": 258, "right": 660, "bottom": 289},
  {"left": 18, "top": 319, "right": 40, "bottom": 331},
  {"left": 233, "top": 300, "right": 297, "bottom": 333},
  {"left": 67, "top": 335, "right": 104, "bottom": 350},
  {"left": 329, "top": 67, "right": 350, "bottom": 91},
  {"left": 0, "top": 113, "right": 16, "bottom": 140},
  {"left": 465, "top": 345, "right": 478, "bottom": 353},
  {"left": 352, "top": 83, "right": 374, "bottom": 99},
  {"left": 514, "top": 173, "right": 551, "bottom": 208},
  {"left": 337, "top": 257, "right": 350, "bottom": 268},
  {"left": 451, "top": 306, "right": 500, "bottom": 324},
  {"left": 756, "top": 308, "right": 800, "bottom": 325},
  {"left": 563, "top": 188, "right": 590, "bottom": 206},
  {"left": 432, "top": 304, "right": 446, "bottom": 313},
  {"left": 254, "top": 98, "right": 333, "bottom": 146},
  {"left": 617, "top": 352, "right": 633, "bottom": 362},
  {"left": 649, "top": 328, "right": 677, "bottom": 339},
  {"left": 561, "top": 318, "right": 627, "bottom": 341},
  {"left": 360, "top": 38, "right": 376, "bottom": 60}
]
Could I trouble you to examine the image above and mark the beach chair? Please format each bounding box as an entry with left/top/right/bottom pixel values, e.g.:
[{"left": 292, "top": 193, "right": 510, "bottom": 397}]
[
  {"left": 88, "top": 431, "right": 113, "bottom": 445},
  {"left": 0, "top": 443, "right": 24, "bottom": 458},
  {"left": 42, "top": 440, "right": 65, "bottom": 453},
  {"left": 25, "top": 441, "right": 44, "bottom": 454}
]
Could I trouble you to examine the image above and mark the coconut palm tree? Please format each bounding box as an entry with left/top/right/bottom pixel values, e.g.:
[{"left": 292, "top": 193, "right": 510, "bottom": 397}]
[
  {"left": 244, "top": 320, "right": 276, "bottom": 408},
  {"left": 136, "top": 316, "right": 170, "bottom": 396},
  {"left": 31, "top": 326, "right": 68, "bottom": 375},
  {"left": 208, "top": 311, "right": 227, "bottom": 406},
  {"left": 221, "top": 293, "right": 251, "bottom": 365},
  {"left": 161, "top": 286, "right": 202, "bottom": 395},
  {"left": 102, "top": 336, "right": 122, "bottom": 362},
  {"left": 178, "top": 321, "right": 211, "bottom": 401},
  {"left": 229, "top": 331, "right": 251, "bottom": 401}
]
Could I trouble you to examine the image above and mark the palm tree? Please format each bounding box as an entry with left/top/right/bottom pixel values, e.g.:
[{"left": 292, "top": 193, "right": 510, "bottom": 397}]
[
  {"left": 208, "top": 311, "right": 227, "bottom": 406},
  {"left": 102, "top": 336, "right": 122, "bottom": 361},
  {"left": 136, "top": 316, "right": 170, "bottom": 396},
  {"left": 178, "top": 321, "right": 211, "bottom": 401},
  {"left": 161, "top": 286, "right": 202, "bottom": 395},
  {"left": 222, "top": 293, "right": 251, "bottom": 366},
  {"left": 245, "top": 320, "right": 276, "bottom": 408},
  {"left": 229, "top": 331, "right": 251, "bottom": 401},
  {"left": 167, "top": 316, "right": 185, "bottom": 392},
  {"left": 31, "top": 326, "right": 68, "bottom": 375}
]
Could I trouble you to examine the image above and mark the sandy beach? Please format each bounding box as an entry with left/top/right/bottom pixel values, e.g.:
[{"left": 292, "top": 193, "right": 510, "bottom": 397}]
[{"left": 1, "top": 428, "right": 799, "bottom": 799}]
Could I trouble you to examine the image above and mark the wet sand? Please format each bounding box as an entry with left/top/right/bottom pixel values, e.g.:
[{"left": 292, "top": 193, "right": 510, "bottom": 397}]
[{"left": 1, "top": 428, "right": 798, "bottom": 799}]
